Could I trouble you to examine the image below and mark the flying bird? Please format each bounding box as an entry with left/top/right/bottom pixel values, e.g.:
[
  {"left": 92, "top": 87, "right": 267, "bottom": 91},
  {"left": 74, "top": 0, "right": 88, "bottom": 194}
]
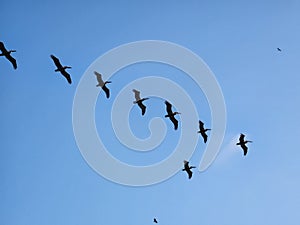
[
  {"left": 132, "top": 89, "right": 149, "bottom": 115},
  {"left": 50, "top": 54, "right": 72, "bottom": 84},
  {"left": 0, "top": 41, "right": 17, "bottom": 69},
  {"left": 182, "top": 160, "right": 196, "bottom": 179},
  {"left": 94, "top": 71, "right": 111, "bottom": 98},
  {"left": 236, "top": 133, "right": 252, "bottom": 156},
  {"left": 164, "top": 101, "right": 180, "bottom": 130},
  {"left": 277, "top": 48, "right": 282, "bottom": 52},
  {"left": 197, "top": 120, "right": 211, "bottom": 143},
  {"left": 153, "top": 218, "right": 158, "bottom": 223}
]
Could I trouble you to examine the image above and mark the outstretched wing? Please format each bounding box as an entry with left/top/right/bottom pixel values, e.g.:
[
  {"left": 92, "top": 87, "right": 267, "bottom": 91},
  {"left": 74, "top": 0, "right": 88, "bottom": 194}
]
[
  {"left": 165, "top": 101, "right": 173, "bottom": 115},
  {"left": 6, "top": 54, "right": 17, "bottom": 69},
  {"left": 94, "top": 71, "right": 104, "bottom": 85},
  {"left": 199, "top": 120, "right": 204, "bottom": 130},
  {"left": 239, "top": 134, "right": 245, "bottom": 143},
  {"left": 102, "top": 85, "right": 110, "bottom": 98},
  {"left": 0, "top": 42, "right": 6, "bottom": 52},
  {"left": 61, "top": 70, "right": 72, "bottom": 84},
  {"left": 138, "top": 101, "right": 146, "bottom": 115},
  {"left": 133, "top": 89, "right": 141, "bottom": 101},
  {"left": 169, "top": 116, "right": 178, "bottom": 130},
  {"left": 50, "top": 55, "right": 62, "bottom": 68},
  {"left": 241, "top": 144, "right": 248, "bottom": 156},
  {"left": 201, "top": 132, "right": 208, "bottom": 143}
]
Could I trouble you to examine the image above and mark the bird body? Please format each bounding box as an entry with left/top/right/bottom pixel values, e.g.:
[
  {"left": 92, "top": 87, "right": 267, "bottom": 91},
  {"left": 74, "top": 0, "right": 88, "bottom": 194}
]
[
  {"left": 94, "top": 71, "right": 111, "bottom": 98},
  {"left": 277, "top": 48, "right": 282, "bottom": 52},
  {"left": 132, "top": 89, "right": 149, "bottom": 115},
  {"left": 0, "top": 41, "right": 17, "bottom": 69},
  {"left": 236, "top": 133, "right": 252, "bottom": 156},
  {"left": 50, "top": 54, "right": 72, "bottom": 84},
  {"left": 198, "top": 120, "right": 211, "bottom": 143},
  {"left": 164, "top": 101, "right": 180, "bottom": 130},
  {"left": 182, "top": 160, "right": 196, "bottom": 179},
  {"left": 153, "top": 218, "right": 158, "bottom": 223}
]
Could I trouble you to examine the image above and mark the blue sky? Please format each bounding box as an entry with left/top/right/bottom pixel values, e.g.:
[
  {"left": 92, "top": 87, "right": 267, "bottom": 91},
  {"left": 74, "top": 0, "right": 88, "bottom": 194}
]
[{"left": 1, "top": 0, "right": 300, "bottom": 225}]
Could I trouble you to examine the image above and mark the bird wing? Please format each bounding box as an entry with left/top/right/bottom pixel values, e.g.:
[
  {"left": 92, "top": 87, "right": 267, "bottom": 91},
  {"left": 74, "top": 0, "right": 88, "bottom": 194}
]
[
  {"left": 61, "top": 70, "right": 72, "bottom": 84},
  {"left": 133, "top": 89, "right": 141, "bottom": 101},
  {"left": 199, "top": 120, "right": 204, "bottom": 130},
  {"left": 137, "top": 101, "right": 146, "bottom": 115},
  {"left": 6, "top": 54, "right": 17, "bottom": 69},
  {"left": 201, "top": 132, "right": 208, "bottom": 143},
  {"left": 50, "top": 55, "right": 62, "bottom": 68},
  {"left": 241, "top": 144, "right": 248, "bottom": 156},
  {"left": 102, "top": 85, "right": 110, "bottom": 98},
  {"left": 94, "top": 71, "right": 104, "bottom": 85},
  {"left": 169, "top": 116, "right": 178, "bottom": 130},
  {"left": 165, "top": 101, "right": 173, "bottom": 114},
  {"left": 239, "top": 134, "right": 245, "bottom": 143},
  {"left": 0, "top": 42, "right": 6, "bottom": 52},
  {"left": 186, "top": 169, "right": 193, "bottom": 179}
]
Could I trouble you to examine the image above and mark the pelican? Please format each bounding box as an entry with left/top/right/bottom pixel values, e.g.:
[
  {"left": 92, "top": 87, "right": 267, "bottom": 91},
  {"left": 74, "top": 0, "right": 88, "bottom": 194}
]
[
  {"left": 197, "top": 120, "right": 211, "bottom": 143},
  {"left": 133, "top": 89, "right": 149, "bottom": 115},
  {"left": 236, "top": 133, "right": 252, "bottom": 156},
  {"left": 164, "top": 101, "right": 180, "bottom": 130},
  {"left": 0, "top": 41, "right": 17, "bottom": 69},
  {"left": 153, "top": 218, "right": 158, "bottom": 223},
  {"left": 50, "top": 55, "right": 72, "bottom": 84},
  {"left": 94, "top": 71, "right": 111, "bottom": 98},
  {"left": 182, "top": 160, "right": 196, "bottom": 179},
  {"left": 277, "top": 47, "right": 282, "bottom": 52}
]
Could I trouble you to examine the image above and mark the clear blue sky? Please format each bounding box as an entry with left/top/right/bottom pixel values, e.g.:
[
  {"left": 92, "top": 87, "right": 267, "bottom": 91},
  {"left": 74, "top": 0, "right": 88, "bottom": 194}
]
[{"left": 1, "top": 0, "right": 300, "bottom": 225}]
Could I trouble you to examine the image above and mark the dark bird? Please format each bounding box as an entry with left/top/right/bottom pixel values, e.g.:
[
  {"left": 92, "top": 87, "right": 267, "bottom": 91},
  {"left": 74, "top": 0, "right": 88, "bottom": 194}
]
[
  {"left": 133, "top": 89, "right": 149, "bottom": 115},
  {"left": 94, "top": 71, "right": 111, "bottom": 98},
  {"left": 50, "top": 54, "right": 72, "bottom": 84},
  {"left": 182, "top": 160, "right": 196, "bottom": 179},
  {"left": 0, "top": 41, "right": 17, "bottom": 69},
  {"left": 164, "top": 101, "right": 180, "bottom": 130},
  {"left": 236, "top": 133, "right": 252, "bottom": 156},
  {"left": 153, "top": 218, "right": 158, "bottom": 223},
  {"left": 197, "top": 120, "right": 211, "bottom": 143},
  {"left": 277, "top": 48, "right": 282, "bottom": 52}
]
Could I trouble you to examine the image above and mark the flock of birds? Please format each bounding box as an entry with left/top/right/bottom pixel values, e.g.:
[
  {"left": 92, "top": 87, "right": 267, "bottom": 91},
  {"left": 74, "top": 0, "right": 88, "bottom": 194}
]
[{"left": 1, "top": 40, "right": 266, "bottom": 181}]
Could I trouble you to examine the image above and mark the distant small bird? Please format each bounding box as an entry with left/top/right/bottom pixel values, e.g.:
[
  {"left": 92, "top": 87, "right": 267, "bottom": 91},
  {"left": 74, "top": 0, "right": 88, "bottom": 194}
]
[
  {"left": 132, "top": 89, "right": 149, "bottom": 115},
  {"left": 164, "top": 101, "right": 181, "bottom": 130},
  {"left": 277, "top": 48, "right": 282, "bottom": 52},
  {"left": 197, "top": 120, "right": 211, "bottom": 143},
  {"left": 153, "top": 218, "right": 158, "bottom": 223},
  {"left": 50, "top": 54, "right": 72, "bottom": 84},
  {"left": 236, "top": 133, "right": 252, "bottom": 156},
  {"left": 182, "top": 160, "right": 196, "bottom": 179},
  {"left": 0, "top": 41, "right": 17, "bottom": 69},
  {"left": 94, "top": 71, "right": 111, "bottom": 98}
]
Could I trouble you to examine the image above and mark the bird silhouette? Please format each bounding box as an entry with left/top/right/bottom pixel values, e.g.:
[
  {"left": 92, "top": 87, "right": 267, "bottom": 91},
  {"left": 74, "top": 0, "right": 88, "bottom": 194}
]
[
  {"left": 132, "top": 89, "right": 149, "bottom": 115},
  {"left": 197, "top": 120, "right": 211, "bottom": 143},
  {"left": 277, "top": 48, "right": 282, "bottom": 52},
  {"left": 153, "top": 218, "right": 158, "bottom": 223},
  {"left": 50, "top": 55, "right": 72, "bottom": 84},
  {"left": 164, "top": 101, "right": 180, "bottom": 130},
  {"left": 182, "top": 160, "right": 196, "bottom": 179},
  {"left": 236, "top": 133, "right": 252, "bottom": 156},
  {"left": 0, "top": 41, "right": 17, "bottom": 69},
  {"left": 94, "top": 71, "right": 111, "bottom": 98}
]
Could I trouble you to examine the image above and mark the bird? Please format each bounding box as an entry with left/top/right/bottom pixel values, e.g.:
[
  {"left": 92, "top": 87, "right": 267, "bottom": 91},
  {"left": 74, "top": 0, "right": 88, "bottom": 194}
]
[
  {"left": 132, "top": 89, "right": 149, "bottom": 115},
  {"left": 277, "top": 47, "right": 282, "bottom": 52},
  {"left": 0, "top": 41, "right": 17, "bottom": 69},
  {"left": 197, "top": 120, "right": 211, "bottom": 143},
  {"left": 50, "top": 54, "right": 72, "bottom": 84},
  {"left": 164, "top": 101, "right": 180, "bottom": 130},
  {"left": 153, "top": 218, "right": 158, "bottom": 223},
  {"left": 94, "top": 71, "right": 111, "bottom": 98},
  {"left": 182, "top": 160, "right": 196, "bottom": 179},
  {"left": 236, "top": 133, "right": 252, "bottom": 156}
]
